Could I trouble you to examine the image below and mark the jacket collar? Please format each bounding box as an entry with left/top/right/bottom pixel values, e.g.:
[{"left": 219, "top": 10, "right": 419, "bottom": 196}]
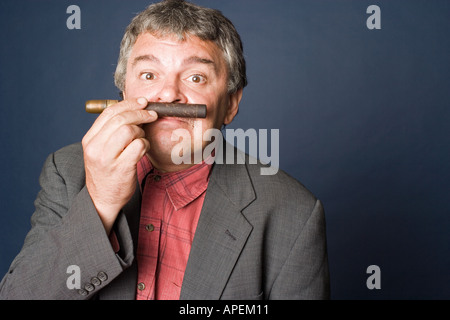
[{"left": 180, "top": 144, "right": 256, "bottom": 299}]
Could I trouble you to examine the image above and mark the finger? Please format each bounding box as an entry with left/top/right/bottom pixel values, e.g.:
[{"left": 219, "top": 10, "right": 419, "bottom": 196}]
[
  {"left": 92, "top": 108, "right": 157, "bottom": 146},
  {"left": 118, "top": 137, "right": 150, "bottom": 165},
  {"left": 84, "top": 106, "right": 157, "bottom": 156},
  {"left": 100, "top": 97, "right": 149, "bottom": 121},
  {"left": 105, "top": 124, "right": 146, "bottom": 159},
  {"left": 83, "top": 97, "right": 151, "bottom": 144}
]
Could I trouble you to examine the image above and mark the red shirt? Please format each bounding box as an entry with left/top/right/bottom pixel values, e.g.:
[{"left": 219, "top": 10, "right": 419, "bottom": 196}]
[{"left": 135, "top": 155, "right": 212, "bottom": 300}]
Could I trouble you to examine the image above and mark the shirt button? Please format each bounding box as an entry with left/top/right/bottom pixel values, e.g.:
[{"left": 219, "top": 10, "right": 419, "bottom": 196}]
[
  {"left": 137, "top": 282, "right": 146, "bottom": 291},
  {"left": 145, "top": 224, "right": 155, "bottom": 232},
  {"left": 153, "top": 175, "right": 161, "bottom": 182}
]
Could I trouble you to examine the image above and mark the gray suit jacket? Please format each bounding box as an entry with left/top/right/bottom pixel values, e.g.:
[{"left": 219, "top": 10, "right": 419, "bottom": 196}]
[{"left": 0, "top": 142, "right": 329, "bottom": 300}]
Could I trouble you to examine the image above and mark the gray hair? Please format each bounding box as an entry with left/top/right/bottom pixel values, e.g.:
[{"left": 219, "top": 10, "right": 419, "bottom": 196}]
[{"left": 114, "top": 0, "right": 247, "bottom": 94}]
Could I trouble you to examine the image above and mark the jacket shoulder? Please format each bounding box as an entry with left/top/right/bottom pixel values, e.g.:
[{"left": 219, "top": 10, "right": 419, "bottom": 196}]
[
  {"left": 244, "top": 160, "right": 319, "bottom": 214},
  {"left": 40, "top": 142, "right": 85, "bottom": 196},
  {"left": 52, "top": 142, "right": 83, "bottom": 162},
  {"left": 51, "top": 142, "right": 84, "bottom": 171}
]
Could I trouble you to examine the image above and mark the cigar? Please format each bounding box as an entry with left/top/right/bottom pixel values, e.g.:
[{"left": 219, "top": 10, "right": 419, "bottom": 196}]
[{"left": 85, "top": 100, "right": 207, "bottom": 118}]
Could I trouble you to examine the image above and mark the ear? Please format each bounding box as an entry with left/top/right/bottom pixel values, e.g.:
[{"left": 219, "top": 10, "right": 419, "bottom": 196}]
[{"left": 223, "top": 88, "right": 243, "bottom": 125}]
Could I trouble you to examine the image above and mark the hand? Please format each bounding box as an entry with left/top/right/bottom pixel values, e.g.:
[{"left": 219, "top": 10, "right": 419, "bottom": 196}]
[{"left": 82, "top": 97, "right": 158, "bottom": 234}]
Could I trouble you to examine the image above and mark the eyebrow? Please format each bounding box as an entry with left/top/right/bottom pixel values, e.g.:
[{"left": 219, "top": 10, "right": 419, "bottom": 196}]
[
  {"left": 183, "top": 56, "right": 217, "bottom": 73},
  {"left": 183, "top": 56, "right": 215, "bottom": 67},
  {"left": 131, "top": 54, "right": 160, "bottom": 67},
  {"left": 131, "top": 54, "right": 216, "bottom": 71}
]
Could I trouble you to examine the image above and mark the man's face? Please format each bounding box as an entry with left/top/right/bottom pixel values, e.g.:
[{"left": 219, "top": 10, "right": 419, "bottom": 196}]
[{"left": 123, "top": 32, "right": 242, "bottom": 171}]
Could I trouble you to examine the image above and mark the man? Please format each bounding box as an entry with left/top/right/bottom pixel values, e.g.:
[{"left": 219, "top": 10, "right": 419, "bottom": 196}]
[{"left": 0, "top": 0, "right": 329, "bottom": 300}]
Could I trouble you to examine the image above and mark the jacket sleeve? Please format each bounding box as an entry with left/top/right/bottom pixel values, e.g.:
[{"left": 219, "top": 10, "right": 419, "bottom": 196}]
[
  {"left": 269, "top": 199, "right": 330, "bottom": 299},
  {"left": 0, "top": 149, "right": 134, "bottom": 300}
]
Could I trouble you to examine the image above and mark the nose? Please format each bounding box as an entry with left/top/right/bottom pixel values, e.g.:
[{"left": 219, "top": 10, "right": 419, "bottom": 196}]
[{"left": 154, "top": 76, "right": 187, "bottom": 104}]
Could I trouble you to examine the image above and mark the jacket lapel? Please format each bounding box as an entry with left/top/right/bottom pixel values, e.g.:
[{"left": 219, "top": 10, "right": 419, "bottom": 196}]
[{"left": 180, "top": 147, "right": 256, "bottom": 299}]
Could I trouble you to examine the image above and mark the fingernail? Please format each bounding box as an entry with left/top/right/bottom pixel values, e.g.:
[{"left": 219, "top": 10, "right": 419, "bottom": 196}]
[
  {"left": 148, "top": 110, "right": 158, "bottom": 118},
  {"left": 137, "top": 97, "right": 147, "bottom": 105}
]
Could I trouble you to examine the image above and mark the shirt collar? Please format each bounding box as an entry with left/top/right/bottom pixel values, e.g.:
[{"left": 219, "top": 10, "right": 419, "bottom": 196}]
[{"left": 137, "top": 155, "right": 213, "bottom": 211}]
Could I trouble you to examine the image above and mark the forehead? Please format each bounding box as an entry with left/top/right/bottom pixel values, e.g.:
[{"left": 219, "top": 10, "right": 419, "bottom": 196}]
[{"left": 128, "top": 32, "right": 226, "bottom": 69}]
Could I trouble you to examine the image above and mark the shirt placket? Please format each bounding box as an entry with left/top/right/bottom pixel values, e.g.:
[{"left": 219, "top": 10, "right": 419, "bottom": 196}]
[{"left": 136, "top": 174, "right": 164, "bottom": 300}]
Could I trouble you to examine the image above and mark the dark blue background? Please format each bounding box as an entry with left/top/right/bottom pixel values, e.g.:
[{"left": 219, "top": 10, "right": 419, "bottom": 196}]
[{"left": 1, "top": 0, "right": 449, "bottom": 299}]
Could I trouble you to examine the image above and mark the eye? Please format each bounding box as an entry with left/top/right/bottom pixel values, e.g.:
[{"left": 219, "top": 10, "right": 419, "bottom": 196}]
[
  {"left": 141, "top": 72, "right": 156, "bottom": 80},
  {"left": 187, "top": 74, "right": 206, "bottom": 84}
]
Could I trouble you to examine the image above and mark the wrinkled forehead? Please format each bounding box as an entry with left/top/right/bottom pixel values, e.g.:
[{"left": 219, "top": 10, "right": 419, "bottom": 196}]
[
  {"left": 128, "top": 32, "right": 228, "bottom": 70},
  {"left": 132, "top": 30, "right": 224, "bottom": 55}
]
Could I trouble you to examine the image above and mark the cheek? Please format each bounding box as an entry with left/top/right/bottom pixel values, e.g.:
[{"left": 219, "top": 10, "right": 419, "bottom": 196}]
[
  {"left": 123, "top": 70, "right": 149, "bottom": 99},
  {"left": 123, "top": 80, "right": 140, "bottom": 98},
  {"left": 207, "top": 99, "right": 230, "bottom": 129}
]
